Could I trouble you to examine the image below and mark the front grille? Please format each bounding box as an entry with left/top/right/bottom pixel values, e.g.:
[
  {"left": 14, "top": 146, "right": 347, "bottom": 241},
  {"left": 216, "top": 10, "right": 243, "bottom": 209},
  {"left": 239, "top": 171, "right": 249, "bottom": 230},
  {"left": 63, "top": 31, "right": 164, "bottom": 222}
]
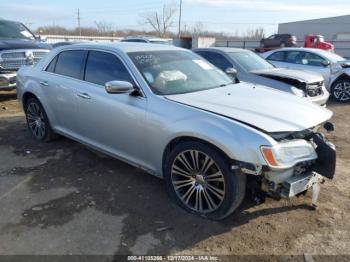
[
  {"left": 0, "top": 49, "right": 50, "bottom": 70},
  {"left": 306, "top": 81, "right": 324, "bottom": 97}
]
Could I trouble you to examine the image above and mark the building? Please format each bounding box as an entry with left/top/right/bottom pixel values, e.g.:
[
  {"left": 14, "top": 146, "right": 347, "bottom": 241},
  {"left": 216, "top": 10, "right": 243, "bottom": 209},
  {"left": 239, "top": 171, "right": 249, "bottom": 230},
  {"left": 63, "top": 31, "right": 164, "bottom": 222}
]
[{"left": 278, "top": 15, "right": 350, "bottom": 41}]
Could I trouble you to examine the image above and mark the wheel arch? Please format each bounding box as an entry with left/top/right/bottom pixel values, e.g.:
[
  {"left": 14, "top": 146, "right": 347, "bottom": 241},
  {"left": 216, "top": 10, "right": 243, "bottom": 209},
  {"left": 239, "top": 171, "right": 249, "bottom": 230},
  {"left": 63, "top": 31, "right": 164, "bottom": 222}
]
[
  {"left": 162, "top": 136, "right": 233, "bottom": 175},
  {"left": 333, "top": 73, "right": 350, "bottom": 85},
  {"left": 22, "top": 92, "right": 39, "bottom": 108}
]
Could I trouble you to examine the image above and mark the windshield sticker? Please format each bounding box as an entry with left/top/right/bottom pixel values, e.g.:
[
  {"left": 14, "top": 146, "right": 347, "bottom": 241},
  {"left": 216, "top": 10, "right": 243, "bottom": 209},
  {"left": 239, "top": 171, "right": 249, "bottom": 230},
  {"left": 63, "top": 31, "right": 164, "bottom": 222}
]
[
  {"left": 193, "top": 60, "right": 214, "bottom": 70},
  {"left": 134, "top": 54, "right": 160, "bottom": 66}
]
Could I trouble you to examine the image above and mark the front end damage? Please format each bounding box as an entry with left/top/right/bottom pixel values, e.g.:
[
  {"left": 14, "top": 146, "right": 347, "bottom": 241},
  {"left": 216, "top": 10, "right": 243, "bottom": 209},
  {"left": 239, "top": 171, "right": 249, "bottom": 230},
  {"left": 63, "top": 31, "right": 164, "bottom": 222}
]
[
  {"left": 240, "top": 126, "right": 336, "bottom": 209},
  {"left": 256, "top": 73, "right": 329, "bottom": 106}
]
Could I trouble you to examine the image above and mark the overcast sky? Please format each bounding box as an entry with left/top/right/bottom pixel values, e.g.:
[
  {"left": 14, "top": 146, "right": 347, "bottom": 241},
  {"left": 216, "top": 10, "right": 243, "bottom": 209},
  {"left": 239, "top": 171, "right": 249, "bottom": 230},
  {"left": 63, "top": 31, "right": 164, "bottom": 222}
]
[{"left": 1, "top": 0, "right": 349, "bottom": 35}]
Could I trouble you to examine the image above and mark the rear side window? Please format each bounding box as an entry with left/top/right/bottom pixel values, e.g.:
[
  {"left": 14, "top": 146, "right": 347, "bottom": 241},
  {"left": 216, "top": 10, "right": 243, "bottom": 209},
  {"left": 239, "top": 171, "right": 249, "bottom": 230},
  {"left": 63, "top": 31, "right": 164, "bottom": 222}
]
[
  {"left": 267, "top": 51, "right": 285, "bottom": 62},
  {"left": 286, "top": 51, "right": 303, "bottom": 64},
  {"left": 84, "top": 51, "right": 134, "bottom": 86},
  {"left": 196, "top": 51, "right": 232, "bottom": 71},
  {"left": 46, "top": 55, "right": 58, "bottom": 72},
  {"left": 54, "top": 50, "right": 85, "bottom": 79}
]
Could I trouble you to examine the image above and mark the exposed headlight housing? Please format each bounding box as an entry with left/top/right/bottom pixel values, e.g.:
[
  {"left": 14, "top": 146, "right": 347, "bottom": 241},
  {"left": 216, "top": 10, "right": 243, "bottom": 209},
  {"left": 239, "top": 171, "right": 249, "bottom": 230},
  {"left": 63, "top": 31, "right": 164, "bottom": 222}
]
[
  {"left": 261, "top": 139, "right": 317, "bottom": 169},
  {"left": 291, "top": 86, "right": 305, "bottom": 98}
]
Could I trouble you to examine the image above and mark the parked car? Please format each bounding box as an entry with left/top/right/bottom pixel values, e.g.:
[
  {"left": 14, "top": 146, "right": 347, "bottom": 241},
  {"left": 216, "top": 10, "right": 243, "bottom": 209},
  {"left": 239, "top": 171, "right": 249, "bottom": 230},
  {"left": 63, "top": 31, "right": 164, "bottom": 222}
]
[
  {"left": 261, "top": 48, "right": 350, "bottom": 102},
  {"left": 260, "top": 34, "right": 297, "bottom": 48},
  {"left": 304, "top": 34, "right": 334, "bottom": 51},
  {"left": 16, "top": 43, "right": 336, "bottom": 219},
  {"left": 51, "top": 41, "right": 80, "bottom": 49},
  {"left": 194, "top": 47, "right": 329, "bottom": 106},
  {"left": 120, "top": 37, "right": 173, "bottom": 45},
  {"left": 0, "top": 19, "right": 51, "bottom": 91}
]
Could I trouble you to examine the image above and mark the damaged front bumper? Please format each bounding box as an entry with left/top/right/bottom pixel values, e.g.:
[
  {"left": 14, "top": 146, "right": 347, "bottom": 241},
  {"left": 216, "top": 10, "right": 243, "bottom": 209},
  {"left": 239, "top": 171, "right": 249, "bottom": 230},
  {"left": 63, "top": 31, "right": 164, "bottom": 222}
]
[{"left": 241, "top": 132, "right": 336, "bottom": 208}]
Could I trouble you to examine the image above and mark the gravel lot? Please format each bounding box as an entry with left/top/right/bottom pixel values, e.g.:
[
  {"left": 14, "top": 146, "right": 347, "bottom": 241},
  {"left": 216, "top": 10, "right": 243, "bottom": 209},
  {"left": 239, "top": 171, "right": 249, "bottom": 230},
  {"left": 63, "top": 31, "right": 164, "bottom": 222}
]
[{"left": 0, "top": 90, "right": 350, "bottom": 259}]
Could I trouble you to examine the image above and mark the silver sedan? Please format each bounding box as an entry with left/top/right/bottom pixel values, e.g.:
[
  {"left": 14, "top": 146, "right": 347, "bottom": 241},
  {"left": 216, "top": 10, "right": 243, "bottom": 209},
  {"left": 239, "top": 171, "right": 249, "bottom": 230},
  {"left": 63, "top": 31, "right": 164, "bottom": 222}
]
[
  {"left": 261, "top": 48, "right": 350, "bottom": 102},
  {"left": 16, "top": 43, "right": 335, "bottom": 219}
]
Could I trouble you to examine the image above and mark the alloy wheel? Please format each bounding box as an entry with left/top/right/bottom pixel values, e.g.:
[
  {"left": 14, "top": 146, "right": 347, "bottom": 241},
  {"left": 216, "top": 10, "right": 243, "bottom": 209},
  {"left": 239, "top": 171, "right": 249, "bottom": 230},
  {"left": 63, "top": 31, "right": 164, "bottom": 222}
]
[
  {"left": 171, "top": 150, "right": 225, "bottom": 213},
  {"left": 333, "top": 81, "right": 350, "bottom": 102},
  {"left": 26, "top": 102, "right": 46, "bottom": 139}
]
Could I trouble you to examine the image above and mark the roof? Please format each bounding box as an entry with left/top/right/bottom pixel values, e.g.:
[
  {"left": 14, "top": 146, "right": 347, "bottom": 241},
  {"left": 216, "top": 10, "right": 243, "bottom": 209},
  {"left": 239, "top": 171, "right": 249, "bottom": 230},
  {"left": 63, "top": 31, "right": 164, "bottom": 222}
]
[
  {"left": 280, "top": 14, "right": 350, "bottom": 25},
  {"left": 194, "top": 47, "right": 250, "bottom": 53},
  {"left": 59, "top": 42, "right": 183, "bottom": 53},
  {"left": 122, "top": 37, "right": 172, "bottom": 41},
  {"left": 261, "top": 47, "right": 332, "bottom": 57}
]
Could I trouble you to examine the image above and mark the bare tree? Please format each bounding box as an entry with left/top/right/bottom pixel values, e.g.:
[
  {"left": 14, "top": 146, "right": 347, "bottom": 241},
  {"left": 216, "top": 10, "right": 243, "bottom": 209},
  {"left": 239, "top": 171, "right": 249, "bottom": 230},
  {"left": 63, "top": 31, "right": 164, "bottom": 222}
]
[
  {"left": 191, "top": 22, "right": 205, "bottom": 36},
  {"left": 94, "top": 21, "right": 116, "bottom": 35},
  {"left": 140, "top": 4, "right": 177, "bottom": 38},
  {"left": 245, "top": 27, "right": 266, "bottom": 40}
]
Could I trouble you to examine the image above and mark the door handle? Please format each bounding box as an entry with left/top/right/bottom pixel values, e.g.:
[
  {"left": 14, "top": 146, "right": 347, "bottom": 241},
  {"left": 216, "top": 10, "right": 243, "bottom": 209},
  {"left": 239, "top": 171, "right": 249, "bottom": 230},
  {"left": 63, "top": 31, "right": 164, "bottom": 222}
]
[
  {"left": 77, "top": 93, "right": 91, "bottom": 99},
  {"left": 40, "top": 81, "right": 49, "bottom": 86}
]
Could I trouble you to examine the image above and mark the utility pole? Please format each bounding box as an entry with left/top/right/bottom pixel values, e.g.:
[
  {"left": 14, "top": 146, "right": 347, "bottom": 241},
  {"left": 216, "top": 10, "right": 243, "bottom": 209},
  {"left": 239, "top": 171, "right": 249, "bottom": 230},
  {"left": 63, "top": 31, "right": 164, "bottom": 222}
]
[
  {"left": 178, "top": 0, "right": 182, "bottom": 38},
  {"left": 77, "top": 8, "right": 82, "bottom": 36}
]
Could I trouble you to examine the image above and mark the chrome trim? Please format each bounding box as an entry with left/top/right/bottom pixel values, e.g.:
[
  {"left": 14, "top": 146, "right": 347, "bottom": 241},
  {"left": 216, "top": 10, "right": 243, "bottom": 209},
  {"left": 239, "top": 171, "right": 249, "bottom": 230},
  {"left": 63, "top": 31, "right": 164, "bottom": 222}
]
[{"left": 0, "top": 49, "right": 50, "bottom": 70}]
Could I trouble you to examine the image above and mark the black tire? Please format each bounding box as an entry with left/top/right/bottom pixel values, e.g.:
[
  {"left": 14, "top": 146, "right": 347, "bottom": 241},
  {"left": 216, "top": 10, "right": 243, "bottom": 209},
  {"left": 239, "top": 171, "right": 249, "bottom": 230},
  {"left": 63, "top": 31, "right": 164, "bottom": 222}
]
[
  {"left": 331, "top": 79, "right": 350, "bottom": 103},
  {"left": 25, "top": 97, "right": 58, "bottom": 142},
  {"left": 164, "top": 141, "right": 246, "bottom": 220}
]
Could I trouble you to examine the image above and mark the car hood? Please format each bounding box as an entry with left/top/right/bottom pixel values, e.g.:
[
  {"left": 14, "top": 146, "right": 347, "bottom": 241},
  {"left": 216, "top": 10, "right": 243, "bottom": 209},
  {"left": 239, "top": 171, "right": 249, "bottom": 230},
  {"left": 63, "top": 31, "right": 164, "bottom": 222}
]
[
  {"left": 251, "top": 68, "right": 323, "bottom": 83},
  {"left": 165, "top": 83, "right": 332, "bottom": 133},
  {"left": 0, "top": 39, "right": 51, "bottom": 51}
]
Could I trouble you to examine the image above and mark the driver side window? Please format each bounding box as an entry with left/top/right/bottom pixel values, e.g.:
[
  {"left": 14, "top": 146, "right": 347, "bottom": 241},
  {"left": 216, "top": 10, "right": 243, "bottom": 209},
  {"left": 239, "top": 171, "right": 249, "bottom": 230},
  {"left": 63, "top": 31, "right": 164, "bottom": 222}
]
[
  {"left": 303, "top": 52, "right": 326, "bottom": 67},
  {"left": 84, "top": 51, "right": 135, "bottom": 86}
]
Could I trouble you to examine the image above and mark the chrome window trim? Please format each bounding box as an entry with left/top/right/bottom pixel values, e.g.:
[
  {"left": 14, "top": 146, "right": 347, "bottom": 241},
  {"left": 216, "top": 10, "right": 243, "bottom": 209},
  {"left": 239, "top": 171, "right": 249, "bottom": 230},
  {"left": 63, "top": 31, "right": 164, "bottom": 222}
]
[{"left": 41, "top": 48, "right": 147, "bottom": 98}]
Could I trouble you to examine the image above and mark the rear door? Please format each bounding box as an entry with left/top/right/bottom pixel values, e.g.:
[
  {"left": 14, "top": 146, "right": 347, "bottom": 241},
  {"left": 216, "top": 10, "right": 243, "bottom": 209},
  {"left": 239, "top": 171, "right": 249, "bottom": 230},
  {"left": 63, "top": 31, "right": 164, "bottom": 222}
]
[
  {"left": 266, "top": 51, "right": 287, "bottom": 68},
  {"left": 42, "top": 50, "right": 86, "bottom": 135},
  {"left": 75, "top": 50, "right": 148, "bottom": 165}
]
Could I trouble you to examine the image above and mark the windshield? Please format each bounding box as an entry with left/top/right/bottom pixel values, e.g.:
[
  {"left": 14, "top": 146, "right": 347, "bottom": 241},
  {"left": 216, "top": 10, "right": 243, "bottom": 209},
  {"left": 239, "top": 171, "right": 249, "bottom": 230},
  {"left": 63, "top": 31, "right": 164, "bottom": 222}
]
[
  {"left": 321, "top": 51, "right": 346, "bottom": 63},
  {"left": 319, "top": 36, "right": 325, "bottom": 42},
  {"left": 0, "top": 20, "right": 35, "bottom": 40},
  {"left": 228, "top": 51, "right": 274, "bottom": 72},
  {"left": 128, "top": 51, "right": 232, "bottom": 95}
]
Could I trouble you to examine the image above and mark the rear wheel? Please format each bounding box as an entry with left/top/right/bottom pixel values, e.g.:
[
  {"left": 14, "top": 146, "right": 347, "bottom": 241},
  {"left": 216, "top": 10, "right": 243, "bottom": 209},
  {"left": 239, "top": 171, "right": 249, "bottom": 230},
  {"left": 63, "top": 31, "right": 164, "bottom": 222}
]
[
  {"left": 164, "top": 141, "right": 246, "bottom": 220},
  {"left": 331, "top": 79, "right": 350, "bottom": 102},
  {"left": 25, "top": 98, "right": 58, "bottom": 142}
]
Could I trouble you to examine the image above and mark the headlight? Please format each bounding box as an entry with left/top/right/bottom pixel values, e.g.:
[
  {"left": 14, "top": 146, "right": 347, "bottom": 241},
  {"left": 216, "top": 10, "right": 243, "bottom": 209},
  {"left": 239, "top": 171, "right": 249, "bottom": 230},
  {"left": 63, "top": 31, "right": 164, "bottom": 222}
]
[
  {"left": 291, "top": 86, "right": 305, "bottom": 98},
  {"left": 261, "top": 139, "right": 317, "bottom": 169}
]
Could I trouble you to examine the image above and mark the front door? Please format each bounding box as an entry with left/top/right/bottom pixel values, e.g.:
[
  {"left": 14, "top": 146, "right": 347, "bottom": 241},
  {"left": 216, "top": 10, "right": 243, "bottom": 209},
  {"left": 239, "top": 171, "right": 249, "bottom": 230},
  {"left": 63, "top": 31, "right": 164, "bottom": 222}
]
[{"left": 74, "top": 50, "right": 148, "bottom": 165}]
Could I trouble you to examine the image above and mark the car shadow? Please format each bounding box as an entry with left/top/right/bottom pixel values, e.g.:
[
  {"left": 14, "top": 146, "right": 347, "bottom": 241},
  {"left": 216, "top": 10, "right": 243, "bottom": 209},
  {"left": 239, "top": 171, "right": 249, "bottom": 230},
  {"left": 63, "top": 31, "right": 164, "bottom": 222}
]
[
  {"left": 0, "top": 91, "right": 17, "bottom": 102},
  {"left": 0, "top": 118, "right": 315, "bottom": 255},
  {"left": 327, "top": 98, "right": 350, "bottom": 108}
]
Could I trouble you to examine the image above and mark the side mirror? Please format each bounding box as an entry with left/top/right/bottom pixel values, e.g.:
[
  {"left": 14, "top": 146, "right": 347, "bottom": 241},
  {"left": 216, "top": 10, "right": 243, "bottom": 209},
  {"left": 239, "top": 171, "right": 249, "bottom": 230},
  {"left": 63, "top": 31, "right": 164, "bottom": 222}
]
[
  {"left": 105, "top": 81, "right": 134, "bottom": 94},
  {"left": 225, "top": 67, "right": 238, "bottom": 77},
  {"left": 321, "top": 60, "right": 331, "bottom": 67},
  {"left": 225, "top": 67, "right": 239, "bottom": 83},
  {"left": 36, "top": 35, "right": 47, "bottom": 42}
]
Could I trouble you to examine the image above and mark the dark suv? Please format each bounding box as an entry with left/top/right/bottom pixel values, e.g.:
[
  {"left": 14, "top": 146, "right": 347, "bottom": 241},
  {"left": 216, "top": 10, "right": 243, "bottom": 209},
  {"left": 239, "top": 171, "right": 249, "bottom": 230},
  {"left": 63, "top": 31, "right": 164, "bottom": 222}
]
[
  {"left": 0, "top": 19, "right": 51, "bottom": 90},
  {"left": 260, "top": 34, "right": 297, "bottom": 48}
]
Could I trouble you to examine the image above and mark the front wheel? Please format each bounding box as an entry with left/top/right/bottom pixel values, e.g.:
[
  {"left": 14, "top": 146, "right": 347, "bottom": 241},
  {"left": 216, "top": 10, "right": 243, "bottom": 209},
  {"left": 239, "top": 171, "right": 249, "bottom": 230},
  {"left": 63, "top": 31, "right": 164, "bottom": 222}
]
[
  {"left": 331, "top": 79, "right": 350, "bottom": 102},
  {"left": 164, "top": 141, "right": 246, "bottom": 220}
]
